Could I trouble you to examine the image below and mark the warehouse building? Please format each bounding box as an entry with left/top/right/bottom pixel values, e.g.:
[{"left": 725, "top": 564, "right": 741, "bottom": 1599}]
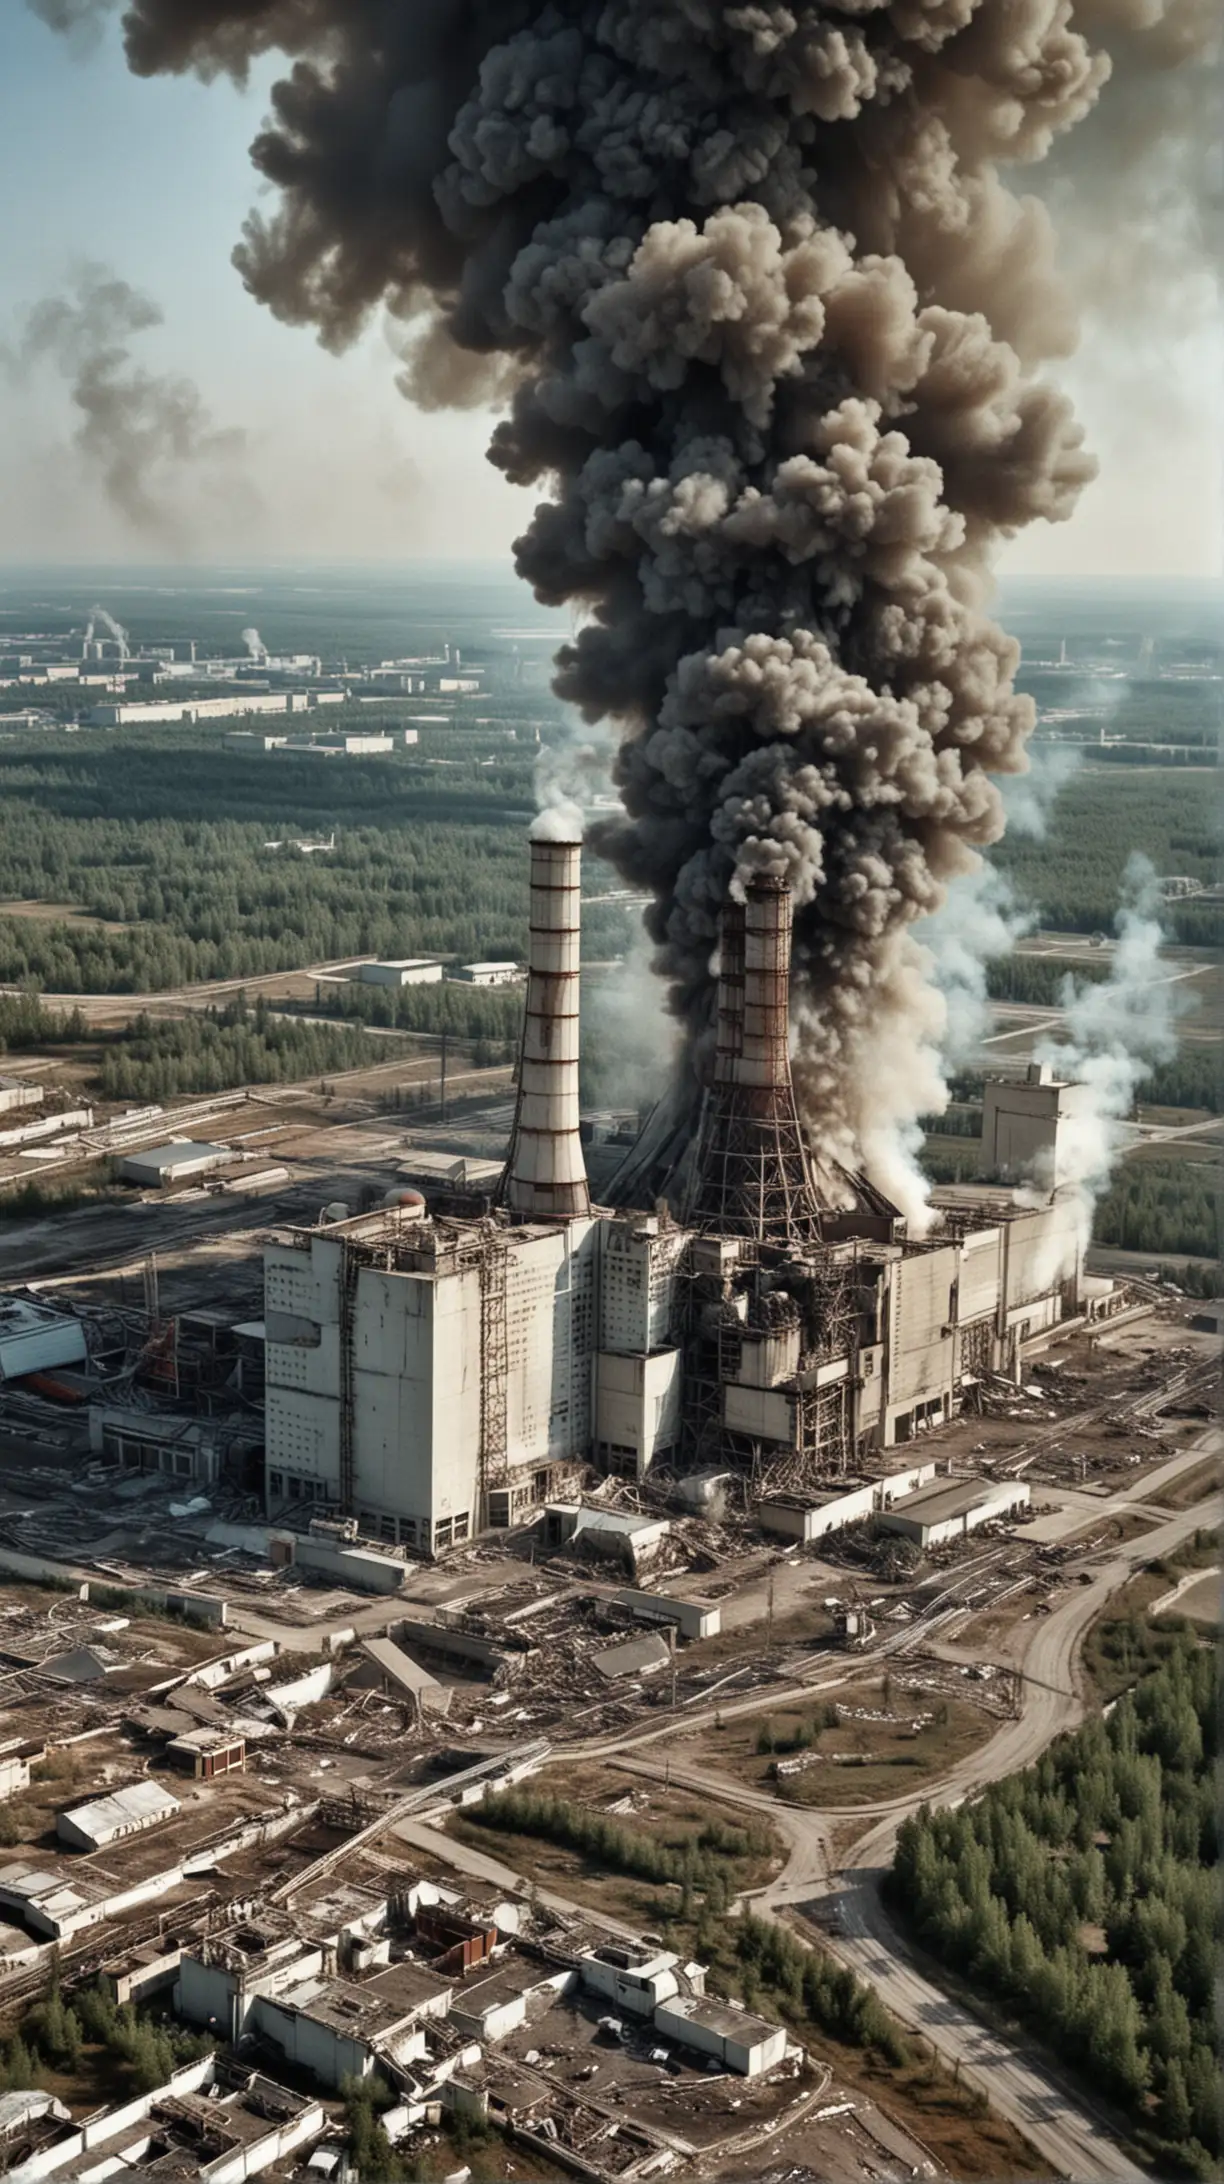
[
  {"left": 449, "top": 960, "right": 521, "bottom": 986},
  {"left": 758, "top": 1459, "right": 937, "bottom": 1544},
  {"left": 876, "top": 1475, "right": 1031, "bottom": 1549},
  {"left": 56, "top": 1781, "right": 181, "bottom": 1854},
  {"left": 121, "top": 1141, "right": 232, "bottom": 1188},
  {"left": 357, "top": 959, "right": 443, "bottom": 988},
  {"left": 653, "top": 1996, "right": 789, "bottom": 2077}
]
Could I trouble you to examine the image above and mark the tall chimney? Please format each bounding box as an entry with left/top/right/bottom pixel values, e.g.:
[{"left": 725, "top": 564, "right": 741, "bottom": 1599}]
[
  {"left": 686, "top": 874, "right": 822, "bottom": 1245},
  {"left": 503, "top": 827, "right": 591, "bottom": 1223}
]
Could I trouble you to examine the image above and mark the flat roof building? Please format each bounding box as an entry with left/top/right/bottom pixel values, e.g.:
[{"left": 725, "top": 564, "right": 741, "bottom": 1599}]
[
  {"left": 357, "top": 959, "right": 443, "bottom": 987},
  {"left": 120, "top": 1140, "right": 231, "bottom": 1188},
  {"left": 448, "top": 960, "right": 522, "bottom": 986},
  {"left": 876, "top": 1474, "right": 1031, "bottom": 1550}
]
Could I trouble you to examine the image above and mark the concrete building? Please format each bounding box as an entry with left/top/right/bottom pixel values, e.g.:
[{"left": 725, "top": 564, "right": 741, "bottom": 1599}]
[
  {"left": 0, "top": 1078, "right": 42, "bottom": 1117},
  {"left": 252, "top": 1964, "right": 453, "bottom": 2086},
  {"left": 0, "top": 2058, "right": 324, "bottom": 2184},
  {"left": 56, "top": 1782, "right": 181, "bottom": 1854},
  {"left": 877, "top": 1474, "right": 1031, "bottom": 1549},
  {"left": 758, "top": 1460, "right": 937, "bottom": 1544},
  {"left": 579, "top": 1944, "right": 680, "bottom": 2018},
  {"left": 261, "top": 837, "right": 1089, "bottom": 1550},
  {"left": 89, "top": 1407, "right": 225, "bottom": 1485},
  {"left": 0, "top": 1299, "right": 87, "bottom": 1382},
  {"left": 983, "top": 1065, "right": 1096, "bottom": 1184},
  {"left": 357, "top": 959, "right": 443, "bottom": 988},
  {"left": 449, "top": 961, "right": 521, "bottom": 986},
  {"left": 653, "top": 1996, "right": 788, "bottom": 2077},
  {"left": 121, "top": 1141, "right": 232, "bottom": 1188},
  {"left": 87, "top": 693, "right": 312, "bottom": 726},
  {"left": 280, "top": 733, "right": 396, "bottom": 756}
]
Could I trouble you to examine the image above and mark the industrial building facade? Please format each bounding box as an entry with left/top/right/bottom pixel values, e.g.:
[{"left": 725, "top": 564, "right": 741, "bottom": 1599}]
[{"left": 263, "top": 831, "right": 1089, "bottom": 1553}]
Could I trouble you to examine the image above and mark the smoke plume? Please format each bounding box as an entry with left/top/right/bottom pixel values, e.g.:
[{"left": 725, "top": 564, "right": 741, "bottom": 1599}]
[
  {"left": 241, "top": 626, "right": 267, "bottom": 661},
  {"left": 84, "top": 604, "right": 130, "bottom": 652},
  {"left": 64, "top": 0, "right": 1202, "bottom": 1198},
  {"left": 1, "top": 264, "right": 247, "bottom": 547},
  {"left": 1028, "top": 854, "right": 1184, "bottom": 1268}
]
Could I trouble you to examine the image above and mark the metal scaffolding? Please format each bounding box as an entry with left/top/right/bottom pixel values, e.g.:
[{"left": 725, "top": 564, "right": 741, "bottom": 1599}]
[{"left": 686, "top": 879, "right": 823, "bottom": 1247}]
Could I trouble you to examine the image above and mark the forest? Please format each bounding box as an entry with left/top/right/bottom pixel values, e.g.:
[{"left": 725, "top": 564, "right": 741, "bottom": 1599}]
[
  {"left": 888, "top": 1637, "right": 1219, "bottom": 2175},
  {"left": 93, "top": 996, "right": 406, "bottom": 1102},
  {"left": 1016, "top": 674, "right": 1221, "bottom": 750},
  {"left": 1091, "top": 1159, "right": 1219, "bottom": 1261},
  {"left": 0, "top": 727, "right": 646, "bottom": 991},
  {"left": 987, "top": 772, "right": 1221, "bottom": 946},
  {"left": 0, "top": 726, "right": 1219, "bottom": 998}
]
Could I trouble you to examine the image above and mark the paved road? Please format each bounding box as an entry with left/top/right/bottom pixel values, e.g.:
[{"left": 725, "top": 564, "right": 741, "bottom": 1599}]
[
  {"left": 781, "top": 1499, "right": 1215, "bottom": 2181},
  {"left": 594, "top": 1485, "right": 1219, "bottom": 2182}
]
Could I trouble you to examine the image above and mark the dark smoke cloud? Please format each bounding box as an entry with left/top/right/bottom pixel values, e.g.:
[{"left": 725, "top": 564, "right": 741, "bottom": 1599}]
[
  {"left": 36, "top": 0, "right": 1210, "bottom": 1201},
  {"left": 2, "top": 264, "right": 248, "bottom": 547}
]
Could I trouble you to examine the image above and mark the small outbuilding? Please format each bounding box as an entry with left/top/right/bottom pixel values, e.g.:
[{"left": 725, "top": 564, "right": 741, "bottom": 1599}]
[
  {"left": 652, "top": 1996, "right": 789, "bottom": 2077},
  {"left": 876, "top": 1474, "right": 1030, "bottom": 1550},
  {"left": 121, "top": 1141, "right": 232, "bottom": 1188},
  {"left": 56, "top": 1780, "right": 181, "bottom": 1854},
  {"left": 356, "top": 959, "right": 443, "bottom": 988}
]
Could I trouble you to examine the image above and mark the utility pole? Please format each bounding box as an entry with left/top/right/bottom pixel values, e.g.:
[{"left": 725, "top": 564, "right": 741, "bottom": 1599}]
[{"left": 766, "top": 1571, "right": 775, "bottom": 1658}]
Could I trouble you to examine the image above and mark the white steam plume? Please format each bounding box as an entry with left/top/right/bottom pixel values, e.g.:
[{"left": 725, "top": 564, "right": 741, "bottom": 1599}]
[
  {"left": 241, "top": 626, "right": 266, "bottom": 661},
  {"left": 1033, "top": 853, "right": 1185, "bottom": 1266}
]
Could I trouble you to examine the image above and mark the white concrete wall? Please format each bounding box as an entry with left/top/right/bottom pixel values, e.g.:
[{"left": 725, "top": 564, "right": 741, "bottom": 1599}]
[
  {"left": 178, "top": 1956, "right": 241, "bottom": 2038},
  {"left": 0, "top": 1755, "right": 30, "bottom": 1801},
  {"left": 580, "top": 1956, "right": 680, "bottom": 2017},
  {"left": 599, "top": 1222, "right": 685, "bottom": 1355},
  {"left": 251, "top": 1997, "right": 375, "bottom": 2088},
  {"left": 594, "top": 1348, "right": 681, "bottom": 1475}
]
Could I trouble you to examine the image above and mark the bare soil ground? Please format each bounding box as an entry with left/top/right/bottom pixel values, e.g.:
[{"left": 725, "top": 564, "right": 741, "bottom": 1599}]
[
  {"left": 686, "top": 1679, "right": 995, "bottom": 1810},
  {"left": 1154, "top": 1456, "right": 1220, "bottom": 1510}
]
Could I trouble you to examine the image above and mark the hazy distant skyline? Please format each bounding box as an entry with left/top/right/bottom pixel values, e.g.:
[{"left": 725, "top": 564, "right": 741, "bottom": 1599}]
[{"left": 2, "top": 6, "right": 1218, "bottom": 578}]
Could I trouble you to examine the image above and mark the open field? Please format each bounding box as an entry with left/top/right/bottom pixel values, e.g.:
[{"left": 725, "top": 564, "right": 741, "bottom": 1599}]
[{"left": 684, "top": 1680, "right": 998, "bottom": 1810}]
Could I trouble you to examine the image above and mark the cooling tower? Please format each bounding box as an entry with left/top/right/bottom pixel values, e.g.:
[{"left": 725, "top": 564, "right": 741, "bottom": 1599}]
[
  {"left": 503, "top": 829, "right": 591, "bottom": 1223},
  {"left": 686, "top": 876, "right": 822, "bottom": 1245}
]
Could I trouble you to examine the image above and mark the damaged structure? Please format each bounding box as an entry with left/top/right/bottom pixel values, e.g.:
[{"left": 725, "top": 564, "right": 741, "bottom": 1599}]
[{"left": 262, "top": 834, "right": 1090, "bottom": 1550}]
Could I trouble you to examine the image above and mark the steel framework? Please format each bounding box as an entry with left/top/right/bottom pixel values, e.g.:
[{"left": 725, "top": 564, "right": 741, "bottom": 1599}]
[{"left": 686, "top": 878, "right": 823, "bottom": 1248}]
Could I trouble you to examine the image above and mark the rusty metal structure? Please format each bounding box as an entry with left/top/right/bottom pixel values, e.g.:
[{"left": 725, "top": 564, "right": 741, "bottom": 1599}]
[
  {"left": 684, "top": 876, "right": 823, "bottom": 1247},
  {"left": 502, "top": 830, "right": 591, "bottom": 1223}
]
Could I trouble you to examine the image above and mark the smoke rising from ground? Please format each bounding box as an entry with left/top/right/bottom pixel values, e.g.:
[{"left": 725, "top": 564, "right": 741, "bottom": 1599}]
[
  {"left": 1, "top": 265, "right": 249, "bottom": 549},
  {"left": 35, "top": 0, "right": 1204, "bottom": 1200},
  {"left": 1030, "top": 855, "right": 1184, "bottom": 1270}
]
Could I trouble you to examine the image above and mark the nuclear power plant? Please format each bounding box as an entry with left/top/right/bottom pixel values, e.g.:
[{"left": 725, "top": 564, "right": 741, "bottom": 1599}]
[{"left": 262, "top": 831, "right": 1087, "bottom": 1555}]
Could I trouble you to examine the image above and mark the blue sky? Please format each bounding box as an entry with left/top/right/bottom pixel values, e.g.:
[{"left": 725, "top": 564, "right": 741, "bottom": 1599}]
[{"left": 0, "top": 6, "right": 1218, "bottom": 573}]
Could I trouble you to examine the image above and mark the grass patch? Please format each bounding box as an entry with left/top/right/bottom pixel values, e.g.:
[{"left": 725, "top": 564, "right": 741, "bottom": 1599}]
[
  {"left": 1083, "top": 1527, "right": 1218, "bottom": 1703},
  {"left": 690, "top": 1678, "right": 996, "bottom": 1808}
]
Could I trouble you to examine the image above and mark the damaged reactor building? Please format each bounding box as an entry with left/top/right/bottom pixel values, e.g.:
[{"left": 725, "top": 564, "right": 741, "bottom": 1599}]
[{"left": 263, "top": 830, "right": 1086, "bottom": 1556}]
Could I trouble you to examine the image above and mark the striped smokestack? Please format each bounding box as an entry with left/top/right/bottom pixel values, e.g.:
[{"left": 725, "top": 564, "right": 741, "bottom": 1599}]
[
  {"left": 503, "top": 822, "right": 591, "bottom": 1223},
  {"left": 686, "top": 875, "right": 822, "bottom": 1245}
]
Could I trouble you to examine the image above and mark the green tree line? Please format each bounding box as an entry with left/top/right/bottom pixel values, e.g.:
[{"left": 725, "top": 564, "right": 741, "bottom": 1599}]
[
  {"left": 470, "top": 1786, "right": 768, "bottom": 1913},
  {"left": 1092, "top": 1162, "right": 1219, "bottom": 1261},
  {"left": 888, "top": 1639, "right": 1219, "bottom": 2174},
  {"left": 96, "top": 993, "right": 403, "bottom": 1101},
  {"left": 2, "top": 1974, "right": 211, "bottom": 2096}
]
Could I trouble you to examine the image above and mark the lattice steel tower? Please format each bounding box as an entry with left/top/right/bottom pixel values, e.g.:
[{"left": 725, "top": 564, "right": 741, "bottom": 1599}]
[{"left": 685, "top": 875, "right": 822, "bottom": 1247}]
